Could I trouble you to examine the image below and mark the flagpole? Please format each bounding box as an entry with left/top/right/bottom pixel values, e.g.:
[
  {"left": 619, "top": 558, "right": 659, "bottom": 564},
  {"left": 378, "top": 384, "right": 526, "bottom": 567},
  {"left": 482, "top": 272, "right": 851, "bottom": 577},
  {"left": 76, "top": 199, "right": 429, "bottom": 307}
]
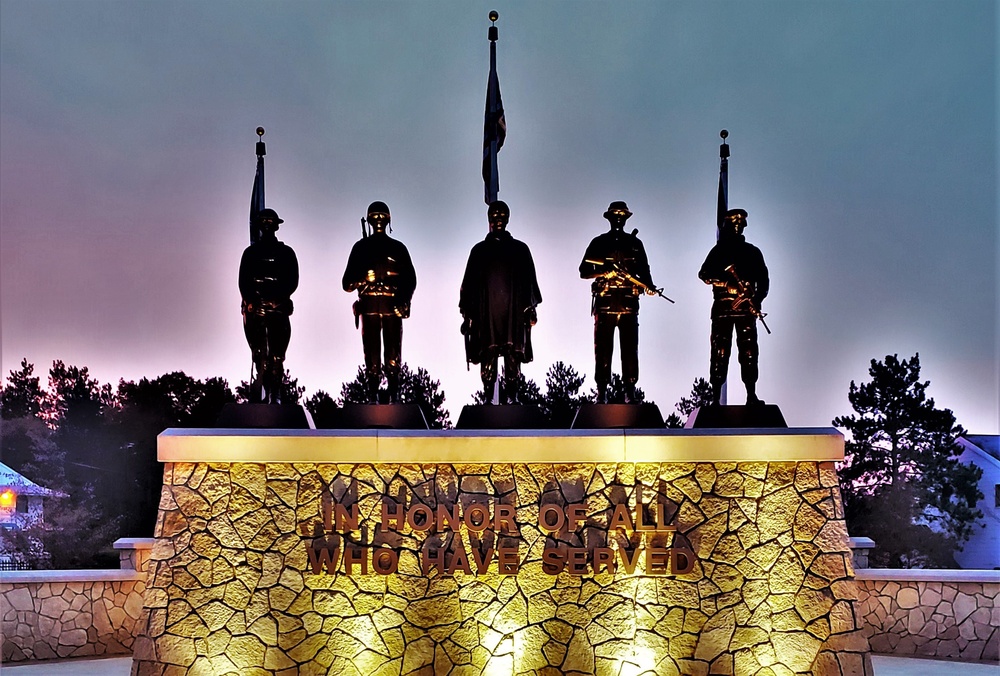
[
  {"left": 484, "top": 10, "right": 503, "bottom": 204},
  {"left": 717, "top": 129, "right": 729, "bottom": 405},
  {"left": 250, "top": 127, "right": 266, "bottom": 244}
]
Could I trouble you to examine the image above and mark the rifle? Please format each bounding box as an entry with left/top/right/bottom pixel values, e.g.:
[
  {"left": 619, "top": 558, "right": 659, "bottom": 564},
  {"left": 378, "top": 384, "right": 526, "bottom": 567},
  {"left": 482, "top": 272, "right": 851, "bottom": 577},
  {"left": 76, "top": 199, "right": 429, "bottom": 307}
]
[
  {"left": 724, "top": 265, "right": 771, "bottom": 334},
  {"left": 584, "top": 259, "right": 675, "bottom": 303}
]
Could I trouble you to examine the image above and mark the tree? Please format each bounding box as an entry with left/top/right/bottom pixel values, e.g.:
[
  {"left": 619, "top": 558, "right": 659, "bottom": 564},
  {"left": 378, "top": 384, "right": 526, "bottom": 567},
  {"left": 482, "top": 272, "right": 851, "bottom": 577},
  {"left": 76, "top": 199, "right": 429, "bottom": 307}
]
[
  {"left": 1, "top": 358, "right": 44, "bottom": 419},
  {"left": 665, "top": 377, "right": 713, "bottom": 428},
  {"left": 540, "top": 362, "right": 587, "bottom": 427},
  {"left": 589, "top": 373, "right": 649, "bottom": 405},
  {"left": 339, "top": 364, "right": 452, "bottom": 429},
  {"left": 304, "top": 390, "right": 338, "bottom": 428},
  {"left": 833, "top": 353, "right": 983, "bottom": 568},
  {"left": 112, "top": 373, "right": 235, "bottom": 536},
  {"left": 236, "top": 369, "right": 304, "bottom": 406}
]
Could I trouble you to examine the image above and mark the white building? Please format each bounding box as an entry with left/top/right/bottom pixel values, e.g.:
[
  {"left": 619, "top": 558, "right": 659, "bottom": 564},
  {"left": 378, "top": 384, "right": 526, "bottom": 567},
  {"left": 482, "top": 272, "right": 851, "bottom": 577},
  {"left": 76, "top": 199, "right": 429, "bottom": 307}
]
[
  {"left": 954, "top": 435, "right": 1000, "bottom": 570},
  {"left": 0, "top": 461, "right": 61, "bottom": 531}
]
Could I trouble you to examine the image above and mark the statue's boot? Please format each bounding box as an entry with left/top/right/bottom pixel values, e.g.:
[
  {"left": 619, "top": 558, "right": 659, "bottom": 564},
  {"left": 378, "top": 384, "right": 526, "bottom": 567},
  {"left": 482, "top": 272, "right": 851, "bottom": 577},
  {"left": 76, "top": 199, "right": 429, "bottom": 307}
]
[
  {"left": 710, "top": 381, "right": 724, "bottom": 407},
  {"left": 745, "top": 383, "right": 763, "bottom": 406},
  {"left": 482, "top": 378, "right": 497, "bottom": 405},
  {"left": 363, "top": 367, "right": 380, "bottom": 404},
  {"left": 386, "top": 369, "right": 400, "bottom": 405},
  {"left": 596, "top": 384, "right": 609, "bottom": 404},
  {"left": 624, "top": 383, "right": 638, "bottom": 405}
]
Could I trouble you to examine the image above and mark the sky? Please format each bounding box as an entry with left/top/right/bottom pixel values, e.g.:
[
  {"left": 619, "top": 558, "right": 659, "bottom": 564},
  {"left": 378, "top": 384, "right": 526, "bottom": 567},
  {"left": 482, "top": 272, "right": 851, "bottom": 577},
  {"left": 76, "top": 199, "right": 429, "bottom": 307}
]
[{"left": 1, "top": 1, "right": 997, "bottom": 433}]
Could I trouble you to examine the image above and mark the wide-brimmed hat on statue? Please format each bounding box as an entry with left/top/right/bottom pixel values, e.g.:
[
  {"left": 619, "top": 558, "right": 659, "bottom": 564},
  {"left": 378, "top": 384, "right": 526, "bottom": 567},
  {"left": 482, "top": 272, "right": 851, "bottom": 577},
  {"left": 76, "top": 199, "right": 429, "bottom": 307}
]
[{"left": 603, "top": 201, "right": 633, "bottom": 220}]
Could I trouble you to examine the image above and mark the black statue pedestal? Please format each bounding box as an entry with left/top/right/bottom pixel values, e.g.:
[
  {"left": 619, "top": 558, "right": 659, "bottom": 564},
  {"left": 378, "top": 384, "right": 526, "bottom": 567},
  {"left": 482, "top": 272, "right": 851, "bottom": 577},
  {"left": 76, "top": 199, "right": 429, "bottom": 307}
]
[
  {"left": 571, "top": 403, "right": 664, "bottom": 429},
  {"left": 457, "top": 405, "right": 547, "bottom": 430},
  {"left": 216, "top": 403, "right": 314, "bottom": 429},
  {"left": 327, "top": 404, "right": 429, "bottom": 430},
  {"left": 685, "top": 404, "right": 787, "bottom": 429}
]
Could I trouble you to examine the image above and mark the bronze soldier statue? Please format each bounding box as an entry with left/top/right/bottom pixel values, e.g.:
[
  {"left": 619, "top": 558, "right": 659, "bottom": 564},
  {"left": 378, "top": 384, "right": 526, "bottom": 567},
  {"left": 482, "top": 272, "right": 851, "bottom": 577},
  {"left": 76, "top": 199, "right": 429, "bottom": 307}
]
[
  {"left": 239, "top": 208, "right": 299, "bottom": 404},
  {"left": 698, "top": 208, "right": 769, "bottom": 405},
  {"left": 460, "top": 200, "right": 542, "bottom": 404},
  {"left": 343, "top": 201, "right": 417, "bottom": 403},
  {"left": 579, "top": 201, "right": 658, "bottom": 404}
]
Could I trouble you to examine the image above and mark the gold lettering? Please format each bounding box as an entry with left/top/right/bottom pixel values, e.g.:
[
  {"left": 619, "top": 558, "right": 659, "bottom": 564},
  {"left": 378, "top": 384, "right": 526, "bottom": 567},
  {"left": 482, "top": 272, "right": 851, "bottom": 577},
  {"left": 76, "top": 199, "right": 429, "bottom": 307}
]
[
  {"left": 538, "top": 504, "right": 565, "bottom": 533},
  {"left": 436, "top": 504, "right": 461, "bottom": 531},
  {"left": 609, "top": 503, "right": 634, "bottom": 531},
  {"left": 671, "top": 548, "right": 695, "bottom": 574},
  {"left": 344, "top": 547, "right": 367, "bottom": 575},
  {"left": 618, "top": 546, "right": 641, "bottom": 574},
  {"left": 471, "top": 545, "right": 495, "bottom": 574},
  {"left": 307, "top": 547, "right": 340, "bottom": 575},
  {"left": 406, "top": 504, "right": 433, "bottom": 532},
  {"left": 494, "top": 503, "right": 517, "bottom": 534},
  {"left": 381, "top": 500, "right": 404, "bottom": 531},
  {"left": 421, "top": 546, "right": 445, "bottom": 575},
  {"left": 594, "top": 547, "right": 616, "bottom": 574},
  {"left": 334, "top": 503, "right": 359, "bottom": 531},
  {"left": 542, "top": 547, "right": 566, "bottom": 575},
  {"left": 373, "top": 548, "right": 398, "bottom": 575},
  {"left": 646, "top": 547, "right": 668, "bottom": 575},
  {"left": 463, "top": 503, "right": 489, "bottom": 532},
  {"left": 498, "top": 546, "right": 519, "bottom": 575},
  {"left": 567, "top": 547, "right": 588, "bottom": 575},
  {"left": 446, "top": 543, "right": 473, "bottom": 575}
]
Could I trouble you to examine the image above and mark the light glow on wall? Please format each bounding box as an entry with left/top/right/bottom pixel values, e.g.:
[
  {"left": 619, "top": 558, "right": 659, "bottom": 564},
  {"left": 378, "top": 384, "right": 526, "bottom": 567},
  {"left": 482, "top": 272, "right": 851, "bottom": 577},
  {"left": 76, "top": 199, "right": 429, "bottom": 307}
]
[{"left": 0, "top": 490, "right": 15, "bottom": 508}]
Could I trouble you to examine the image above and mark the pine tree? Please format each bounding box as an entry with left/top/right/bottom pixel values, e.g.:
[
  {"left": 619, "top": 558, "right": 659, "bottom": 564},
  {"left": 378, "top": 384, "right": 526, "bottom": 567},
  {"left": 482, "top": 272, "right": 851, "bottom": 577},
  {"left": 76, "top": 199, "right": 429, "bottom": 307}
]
[
  {"left": 665, "top": 377, "right": 714, "bottom": 428},
  {"left": 833, "top": 353, "right": 983, "bottom": 568},
  {"left": 339, "top": 364, "right": 452, "bottom": 429}
]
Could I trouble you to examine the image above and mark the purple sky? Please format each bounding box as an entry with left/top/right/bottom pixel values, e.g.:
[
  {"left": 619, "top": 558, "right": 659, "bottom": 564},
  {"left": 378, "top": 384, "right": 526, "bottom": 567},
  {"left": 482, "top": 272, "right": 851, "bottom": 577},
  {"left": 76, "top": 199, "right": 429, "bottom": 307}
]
[{"left": 1, "top": 2, "right": 997, "bottom": 433}]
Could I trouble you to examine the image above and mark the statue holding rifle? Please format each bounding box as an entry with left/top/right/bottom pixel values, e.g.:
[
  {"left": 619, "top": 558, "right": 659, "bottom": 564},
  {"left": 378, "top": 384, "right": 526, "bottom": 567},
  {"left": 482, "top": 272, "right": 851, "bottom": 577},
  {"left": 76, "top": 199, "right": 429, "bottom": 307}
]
[
  {"left": 239, "top": 208, "right": 299, "bottom": 404},
  {"left": 698, "top": 208, "right": 770, "bottom": 406},
  {"left": 580, "top": 201, "right": 668, "bottom": 404},
  {"left": 343, "top": 201, "right": 417, "bottom": 404}
]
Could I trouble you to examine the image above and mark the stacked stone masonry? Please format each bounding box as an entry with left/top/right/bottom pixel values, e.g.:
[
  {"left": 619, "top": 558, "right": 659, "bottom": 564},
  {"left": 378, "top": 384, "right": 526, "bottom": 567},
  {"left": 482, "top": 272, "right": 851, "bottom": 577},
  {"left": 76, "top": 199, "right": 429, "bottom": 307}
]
[
  {"left": 131, "top": 460, "right": 871, "bottom": 675},
  {"left": 1, "top": 576, "right": 147, "bottom": 662},
  {"left": 855, "top": 577, "right": 999, "bottom": 662}
]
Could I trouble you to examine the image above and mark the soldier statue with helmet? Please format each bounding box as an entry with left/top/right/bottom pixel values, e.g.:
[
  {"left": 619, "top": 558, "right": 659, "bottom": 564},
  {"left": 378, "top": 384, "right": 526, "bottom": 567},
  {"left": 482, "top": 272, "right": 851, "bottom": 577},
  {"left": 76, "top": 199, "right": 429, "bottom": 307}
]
[
  {"left": 239, "top": 208, "right": 299, "bottom": 404},
  {"left": 698, "top": 207, "right": 770, "bottom": 406},
  {"left": 579, "top": 200, "right": 662, "bottom": 404},
  {"left": 342, "top": 201, "right": 417, "bottom": 404},
  {"left": 460, "top": 200, "right": 542, "bottom": 405}
]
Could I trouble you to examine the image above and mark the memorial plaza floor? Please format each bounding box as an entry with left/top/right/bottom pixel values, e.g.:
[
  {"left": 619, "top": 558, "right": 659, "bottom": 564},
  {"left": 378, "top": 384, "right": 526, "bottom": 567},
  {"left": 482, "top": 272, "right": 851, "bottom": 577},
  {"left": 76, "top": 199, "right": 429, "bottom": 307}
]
[{"left": 1, "top": 655, "right": 998, "bottom": 675}]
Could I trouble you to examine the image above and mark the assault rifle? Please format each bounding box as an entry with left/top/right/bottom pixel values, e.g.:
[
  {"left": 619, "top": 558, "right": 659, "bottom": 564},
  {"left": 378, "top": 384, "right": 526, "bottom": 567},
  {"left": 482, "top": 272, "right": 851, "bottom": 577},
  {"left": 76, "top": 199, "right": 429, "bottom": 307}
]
[
  {"left": 584, "top": 259, "right": 675, "bottom": 303},
  {"left": 724, "top": 265, "right": 771, "bottom": 334}
]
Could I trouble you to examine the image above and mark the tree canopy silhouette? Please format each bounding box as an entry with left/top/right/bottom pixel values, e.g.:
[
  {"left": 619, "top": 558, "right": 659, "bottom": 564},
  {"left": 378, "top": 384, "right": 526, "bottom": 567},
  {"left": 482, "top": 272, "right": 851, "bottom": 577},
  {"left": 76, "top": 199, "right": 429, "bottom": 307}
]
[
  {"left": 833, "top": 353, "right": 982, "bottom": 568},
  {"left": 339, "top": 363, "right": 452, "bottom": 429}
]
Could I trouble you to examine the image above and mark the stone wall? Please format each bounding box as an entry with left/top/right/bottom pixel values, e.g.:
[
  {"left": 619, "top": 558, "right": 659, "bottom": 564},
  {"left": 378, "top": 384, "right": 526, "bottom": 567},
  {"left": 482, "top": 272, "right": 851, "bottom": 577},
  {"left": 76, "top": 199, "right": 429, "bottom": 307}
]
[
  {"left": 854, "top": 569, "right": 999, "bottom": 662},
  {"left": 0, "top": 538, "right": 151, "bottom": 663},
  {"left": 131, "top": 460, "right": 871, "bottom": 675}
]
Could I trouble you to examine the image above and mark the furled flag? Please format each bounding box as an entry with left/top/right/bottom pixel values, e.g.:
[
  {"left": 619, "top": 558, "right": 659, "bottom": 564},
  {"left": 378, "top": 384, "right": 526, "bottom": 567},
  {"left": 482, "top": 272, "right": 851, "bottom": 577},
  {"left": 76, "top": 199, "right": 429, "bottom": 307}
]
[
  {"left": 717, "top": 131, "right": 729, "bottom": 234},
  {"left": 250, "top": 129, "right": 266, "bottom": 244},
  {"left": 483, "top": 36, "right": 506, "bottom": 204}
]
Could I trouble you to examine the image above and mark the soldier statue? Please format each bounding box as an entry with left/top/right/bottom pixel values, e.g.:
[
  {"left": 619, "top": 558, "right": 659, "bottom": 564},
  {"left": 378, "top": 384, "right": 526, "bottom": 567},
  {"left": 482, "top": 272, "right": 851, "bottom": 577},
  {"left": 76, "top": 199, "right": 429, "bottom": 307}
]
[
  {"left": 239, "top": 208, "right": 299, "bottom": 404},
  {"left": 460, "top": 200, "right": 542, "bottom": 404},
  {"left": 698, "top": 208, "right": 769, "bottom": 405},
  {"left": 579, "top": 201, "right": 658, "bottom": 404},
  {"left": 342, "top": 201, "right": 417, "bottom": 404}
]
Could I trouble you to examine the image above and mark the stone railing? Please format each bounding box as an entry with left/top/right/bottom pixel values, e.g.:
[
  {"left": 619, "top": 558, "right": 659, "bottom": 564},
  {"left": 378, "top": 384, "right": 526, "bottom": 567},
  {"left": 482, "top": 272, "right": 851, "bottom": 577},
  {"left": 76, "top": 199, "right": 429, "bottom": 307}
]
[
  {"left": 854, "top": 568, "right": 999, "bottom": 662},
  {"left": 0, "top": 537, "right": 152, "bottom": 663}
]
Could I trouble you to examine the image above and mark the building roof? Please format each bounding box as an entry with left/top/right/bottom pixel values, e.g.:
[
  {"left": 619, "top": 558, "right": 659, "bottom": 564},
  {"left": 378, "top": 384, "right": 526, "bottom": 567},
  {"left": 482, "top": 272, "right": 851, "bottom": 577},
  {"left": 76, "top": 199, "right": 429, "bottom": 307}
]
[
  {"left": 0, "top": 461, "right": 61, "bottom": 497},
  {"left": 964, "top": 435, "right": 999, "bottom": 462}
]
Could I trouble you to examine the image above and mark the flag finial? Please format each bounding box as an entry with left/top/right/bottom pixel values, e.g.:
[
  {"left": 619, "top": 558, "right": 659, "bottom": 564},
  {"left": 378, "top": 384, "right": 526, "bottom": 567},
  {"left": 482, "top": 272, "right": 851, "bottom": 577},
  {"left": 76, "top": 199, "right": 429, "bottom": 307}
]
[
  {"left": 257, "top": 126, "right": 265, "bottom": 138},
  {"left": 489, "top": 11, "right": 498, "bottom": 41}
]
